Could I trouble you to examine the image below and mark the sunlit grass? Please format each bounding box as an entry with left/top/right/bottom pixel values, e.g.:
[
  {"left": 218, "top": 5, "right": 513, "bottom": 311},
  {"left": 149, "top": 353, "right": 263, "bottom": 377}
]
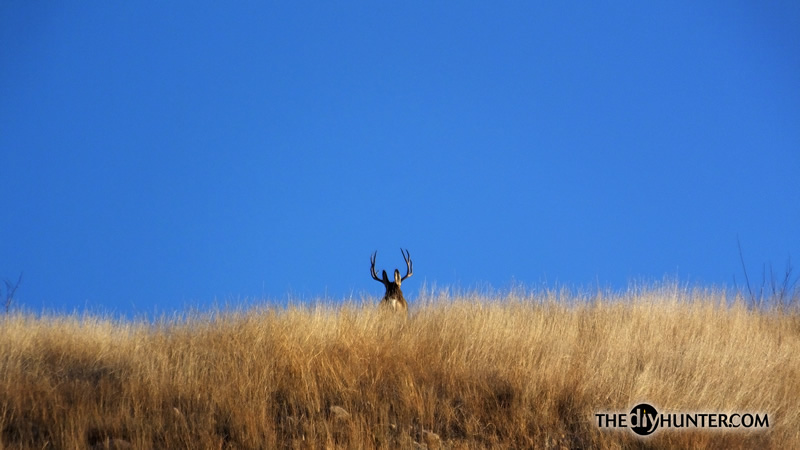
[{"left": 1, "top": 285, "right": 797, "bottom": 448}]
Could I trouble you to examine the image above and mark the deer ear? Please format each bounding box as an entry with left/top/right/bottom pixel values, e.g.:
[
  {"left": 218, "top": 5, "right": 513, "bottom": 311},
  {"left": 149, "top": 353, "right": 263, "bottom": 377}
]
[
  {"left": 394, "top": 269, "right": 402, "bottom": 285},
  {"left": 381, "top": 270, "right": 388, "bottom": 282}
]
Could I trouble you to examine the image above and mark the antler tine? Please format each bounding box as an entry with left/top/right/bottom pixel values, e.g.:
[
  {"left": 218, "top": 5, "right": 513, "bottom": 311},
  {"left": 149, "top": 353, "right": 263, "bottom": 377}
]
[
  {"left": 400, "top": 248, "right": 413, "bottom": 281},
  {"left": 370, "top": 251, "right": 387, "bottom": 284}
]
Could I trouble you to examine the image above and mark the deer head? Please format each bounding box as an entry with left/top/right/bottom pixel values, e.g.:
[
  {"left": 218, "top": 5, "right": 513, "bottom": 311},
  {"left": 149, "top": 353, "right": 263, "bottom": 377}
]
[{"left": 370, "top": 249, "right": 413, "bottom": 312}]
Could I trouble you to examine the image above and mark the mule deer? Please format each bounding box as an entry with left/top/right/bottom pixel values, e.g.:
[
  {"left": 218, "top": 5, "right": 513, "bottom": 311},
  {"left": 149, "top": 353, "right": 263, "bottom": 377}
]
[{"left": 370, "top": 249, "right": 413, "bottom": 312}]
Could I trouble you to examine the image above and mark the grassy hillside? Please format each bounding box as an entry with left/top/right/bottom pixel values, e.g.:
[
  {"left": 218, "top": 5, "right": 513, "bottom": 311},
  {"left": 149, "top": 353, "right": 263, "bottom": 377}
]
[{"left": 1, "top": 286, "right": 798, "bottom": 449}]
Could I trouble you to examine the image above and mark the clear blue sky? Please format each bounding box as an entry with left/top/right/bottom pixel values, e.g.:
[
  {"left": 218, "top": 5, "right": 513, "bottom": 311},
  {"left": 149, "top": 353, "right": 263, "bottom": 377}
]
[{"left": 2, "top": 2, "right": 798, "bottom": 317}]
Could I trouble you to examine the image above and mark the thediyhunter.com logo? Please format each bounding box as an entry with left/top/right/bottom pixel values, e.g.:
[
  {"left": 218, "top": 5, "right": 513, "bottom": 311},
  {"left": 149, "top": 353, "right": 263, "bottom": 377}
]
[{"left": 596, "top": 403, "right": 769, "bottom": 436}]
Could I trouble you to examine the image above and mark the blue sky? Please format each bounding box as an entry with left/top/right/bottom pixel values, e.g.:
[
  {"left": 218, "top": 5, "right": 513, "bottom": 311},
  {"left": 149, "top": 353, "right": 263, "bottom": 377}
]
[{"left": 2, "top": 2, "right": 798, "bottom": 317}]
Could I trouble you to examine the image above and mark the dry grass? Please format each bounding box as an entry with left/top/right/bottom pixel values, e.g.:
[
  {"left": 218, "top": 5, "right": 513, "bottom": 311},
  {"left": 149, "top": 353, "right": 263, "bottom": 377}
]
[{"left": 1, "top": 286, "right": 798, "bottom": 449}]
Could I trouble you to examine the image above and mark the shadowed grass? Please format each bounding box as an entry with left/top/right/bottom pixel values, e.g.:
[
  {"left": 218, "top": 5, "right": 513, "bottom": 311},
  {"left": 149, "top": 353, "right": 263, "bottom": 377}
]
[{"left": 1, "top": 286, "right": 797, "bottom": 448}]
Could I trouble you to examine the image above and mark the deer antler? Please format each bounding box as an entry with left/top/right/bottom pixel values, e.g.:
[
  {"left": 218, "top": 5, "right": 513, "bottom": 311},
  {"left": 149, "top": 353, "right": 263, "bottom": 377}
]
[
  {"left": 370, "top": 251, "right": 388, "bottom": 286},
  {"left": 400, "top": 248, "right": 413, "bottom": 281}
]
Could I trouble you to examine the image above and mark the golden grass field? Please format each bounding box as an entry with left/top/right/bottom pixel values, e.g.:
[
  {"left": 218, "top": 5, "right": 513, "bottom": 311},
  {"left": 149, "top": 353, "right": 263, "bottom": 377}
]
[{"left": 1, "top": 286, "right": 798, "bottom": 449}]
